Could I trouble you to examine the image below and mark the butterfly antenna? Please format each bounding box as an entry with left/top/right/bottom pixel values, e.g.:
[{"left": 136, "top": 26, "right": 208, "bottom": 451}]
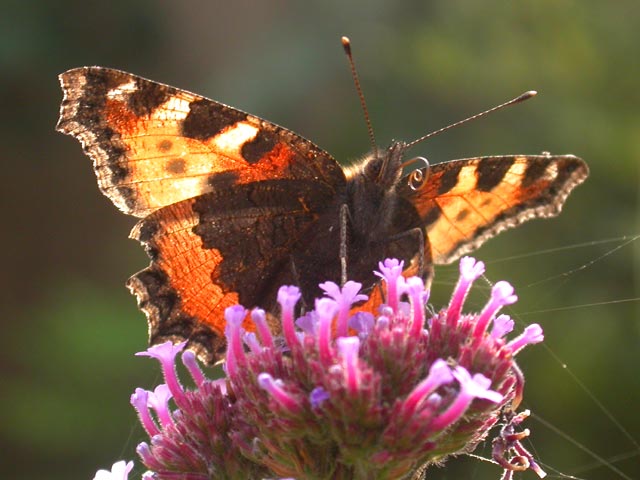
[
  {"left": 342, "top": 36, "right": 378, "bottom": 156},
  {"left": 406, "top": 90, "right": 538, "bottom": 149}
]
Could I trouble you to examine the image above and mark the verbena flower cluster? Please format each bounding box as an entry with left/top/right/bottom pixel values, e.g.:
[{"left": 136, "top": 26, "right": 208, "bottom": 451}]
[{"left": 94, "top": 257, "right": 546, "bottom": 480}]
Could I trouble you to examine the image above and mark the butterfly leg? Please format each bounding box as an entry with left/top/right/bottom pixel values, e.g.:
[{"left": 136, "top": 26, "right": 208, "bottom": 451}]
[
  {"left": 288, "top": 255, "right": 309, "bottom": 312},
  {"left": 340, "top": 203, "right": 351, "bottom": 286},
  {"left": 386, "top": 227, "right": 434, "bottom": 288}
]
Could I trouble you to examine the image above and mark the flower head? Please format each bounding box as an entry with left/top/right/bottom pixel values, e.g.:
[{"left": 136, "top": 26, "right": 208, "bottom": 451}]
[{"left": 102, "top": 257, "right": 544, "bottom": 480}]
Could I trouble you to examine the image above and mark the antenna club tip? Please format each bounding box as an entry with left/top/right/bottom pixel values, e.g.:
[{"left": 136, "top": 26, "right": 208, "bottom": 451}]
[
  {"left": 516, "top": 90, "right": 538, "bottom": 103},
  {"left": 341, "top": 36, "right": 351, "bottom": 52}
]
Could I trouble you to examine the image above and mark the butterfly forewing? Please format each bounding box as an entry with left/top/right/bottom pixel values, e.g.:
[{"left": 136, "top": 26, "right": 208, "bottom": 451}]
[
  {"left": 56, "top": 67, "right": 345, "bottom": 218},
  {"left": 399, "top": 155, "right": 588, "bottom": 264}
]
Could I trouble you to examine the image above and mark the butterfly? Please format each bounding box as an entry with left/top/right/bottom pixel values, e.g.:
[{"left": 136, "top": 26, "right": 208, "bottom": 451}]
[{"left": 56, "top": 65, "right": 588, "bottom": 363}]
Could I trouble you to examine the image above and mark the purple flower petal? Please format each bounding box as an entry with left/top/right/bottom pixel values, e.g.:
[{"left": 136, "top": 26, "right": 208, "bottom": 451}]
[
  {"left": 224, "top": 304, "right": 247, "bottom": 327},
  {"left": 320, "top": 280, "right": 367, "bottom": 305},
  {"left": 319, "top": 280, "right": 341, "bottom": 298},
  {"left": 490, "top": 314, "right": 515, "bottom": 339},
  {"left": 310, "top": 386, "right": 330, "bottom": 409},
  {"left": 403, "top": 276, "right": 428, "bottom": 337},
  {"left": 130, "top": 388, "right": 159, "bottom": 437},
  {"left": 461, "top": 371, "right": 504, "bottom": 404},
  {"left": 320, "top": 280, "right": 367, "bottom": 336},
  {"left": 211, "top": 378, "right": 228, "bottom": 396},
  {"left": 277, "top": 285, "right": 301, "bottom": 311},
  {"left": 337, "top": 336, "right": 361, "bottom": 394},
  {"left": 136, "top": 341, "right": 186, "bottom": 364},
  {"left": 508, "top": 324, "right": 544, "bottom": 354},
  {"left": 447, "top": 257, "right": 485, "bottom": 327},
  {"left": 258, "top": 373, "right": 302, "bottom": 413},
  {"left": 402, "top": 359, "right": 454, "bottom": 415},
  {"left": 136, "top": 341, "right": 187, "bottom": 408},
  {"left": 243, "top": 332, "right": 262, "bottom": 354},
  {"left": 374, "top": 258, "right": 405, "bottom": 311},
  {"left": 348, "top": 311, "right": 375, "bottom": 337},
  {"left": 251, "top": 308, "right": 274, "bottom": 349},
  {"left": 224, "top": 305, "right": 247, "bottom": 378},
  {"left": 296, "top": 311, "right": 318, "bottom": 335},
  {"left": 181, "top": 350, "right": 205, "bottom": 387},
  {"left": 431, "top": 367, "right": 503, "bottom": 430},
  {"left": 135, "top": 442, "right": 153, "bottom": 467},
  {"left": 460, "top": 256, "right": 486, "bottom": 281},
  {"left": 474, "top": 281, "right": 518, "bottom": 337},
  {"left": 277, "top": 285, "right": 302, "bottom": 349},
  {"left": 316, "top": 297, "right": 338, "bottom": 364},
  {"left": 147, "top": 384, "right": 173, "bottom": 428}
]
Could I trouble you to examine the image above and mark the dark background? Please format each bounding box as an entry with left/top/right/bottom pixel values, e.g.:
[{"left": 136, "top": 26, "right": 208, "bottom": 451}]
[{"left": 1, "top": 1, "right": 638, "bottom": 479}]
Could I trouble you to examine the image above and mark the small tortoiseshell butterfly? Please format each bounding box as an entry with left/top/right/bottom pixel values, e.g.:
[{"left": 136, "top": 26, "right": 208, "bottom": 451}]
[{"left": 57, "top": 50, "right": 588, "bottom": 363}]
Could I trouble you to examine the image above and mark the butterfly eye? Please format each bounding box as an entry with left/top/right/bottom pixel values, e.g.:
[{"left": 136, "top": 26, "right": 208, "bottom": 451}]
[{"left": 402, "top": 156, "right": 431, "bottom": 191}]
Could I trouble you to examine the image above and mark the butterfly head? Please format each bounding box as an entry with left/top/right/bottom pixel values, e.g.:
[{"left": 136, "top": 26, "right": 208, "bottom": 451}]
[
  {"left": 346, "top": 141, "right": 409, "bottom": 187},
  {"left": 343, "top": 141, "right": 413, "bottom": 236}
]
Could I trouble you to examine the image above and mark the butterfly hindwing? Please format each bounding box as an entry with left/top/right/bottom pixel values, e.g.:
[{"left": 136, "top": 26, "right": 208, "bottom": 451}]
[{"left": 127, "top": 177, "right": 337, "bottom": 363}]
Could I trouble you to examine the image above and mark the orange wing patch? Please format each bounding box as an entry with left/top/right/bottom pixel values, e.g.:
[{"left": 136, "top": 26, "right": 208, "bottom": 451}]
[
  {"left": 56, "top": 67, "right": 344, "bottom": 218},
  {"left": 401, "top": 155, "right": 588, "bottom": 264},
  {"left": 126, "top": 199, "right": 241, "bottom": 362}
]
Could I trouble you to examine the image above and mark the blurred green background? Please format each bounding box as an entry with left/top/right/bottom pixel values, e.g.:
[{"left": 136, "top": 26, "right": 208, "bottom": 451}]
[{"left": 1, "top": 0, "right": 638, "bottom": 479}]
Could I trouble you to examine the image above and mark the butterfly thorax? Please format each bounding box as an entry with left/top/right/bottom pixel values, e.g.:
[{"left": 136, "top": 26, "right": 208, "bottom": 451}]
[{"left": 330, "top": 141, "right": 426, "bottom": 292}]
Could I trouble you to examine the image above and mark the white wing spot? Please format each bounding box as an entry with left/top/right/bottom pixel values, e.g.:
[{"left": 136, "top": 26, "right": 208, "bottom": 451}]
[
  {"left": 107, "top": 80, "right": 137, "bottom": 99},
  {"left": 212, "top": 122, "right": 259, "bottom": 155}
]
